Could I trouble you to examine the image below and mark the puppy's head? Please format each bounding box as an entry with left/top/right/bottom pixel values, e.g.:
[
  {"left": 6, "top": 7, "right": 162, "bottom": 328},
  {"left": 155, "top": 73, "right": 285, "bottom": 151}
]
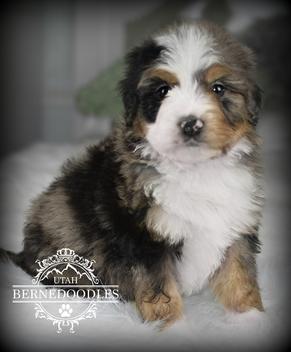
[{"left": 119, "top": 22, "right": 262, "bottom": 164}]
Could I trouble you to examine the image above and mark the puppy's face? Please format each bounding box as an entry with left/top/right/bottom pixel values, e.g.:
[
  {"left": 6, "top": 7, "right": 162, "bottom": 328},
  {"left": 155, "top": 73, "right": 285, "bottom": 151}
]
[{"left": 120, "top": 23, "right": 262, "bottom": 164}]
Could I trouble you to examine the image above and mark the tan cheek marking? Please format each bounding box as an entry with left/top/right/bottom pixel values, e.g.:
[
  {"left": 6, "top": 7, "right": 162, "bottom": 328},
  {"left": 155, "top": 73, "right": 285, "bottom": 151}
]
[
  {"left": 204, "top": 64, "right": 253, "bottom": 149},
  {"left": 204, "top": 93, "right": 252, "bottom": 150}
]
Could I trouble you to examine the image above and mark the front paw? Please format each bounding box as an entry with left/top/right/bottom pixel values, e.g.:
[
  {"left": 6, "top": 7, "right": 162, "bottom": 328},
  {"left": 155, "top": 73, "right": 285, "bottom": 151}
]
[{"left": 137, "top": 291, "right": 183, "bottom": 330}]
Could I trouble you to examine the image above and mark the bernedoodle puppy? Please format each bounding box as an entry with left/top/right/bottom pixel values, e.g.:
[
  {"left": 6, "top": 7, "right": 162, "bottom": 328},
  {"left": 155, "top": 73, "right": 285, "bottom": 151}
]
[{"left": 1, "top": 21, "right": 264, "bottom": 329}]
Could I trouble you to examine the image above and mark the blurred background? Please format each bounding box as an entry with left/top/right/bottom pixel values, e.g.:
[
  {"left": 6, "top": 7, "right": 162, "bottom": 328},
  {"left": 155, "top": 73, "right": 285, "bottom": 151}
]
[
  {"left": 1, "top": 1, "right": 291, "bottom": 351},
  {"left": 0, "top": 0, "right": 290, "bottom": 156}
]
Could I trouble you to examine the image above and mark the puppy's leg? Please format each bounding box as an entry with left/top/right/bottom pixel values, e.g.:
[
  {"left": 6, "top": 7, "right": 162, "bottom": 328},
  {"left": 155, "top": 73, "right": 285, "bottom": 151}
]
[
  {"left": 135, "top": 271, "right": 183, "bottom": 329},
  {"left": 209, "top": 235, "right": 264, "bottom": 312}
]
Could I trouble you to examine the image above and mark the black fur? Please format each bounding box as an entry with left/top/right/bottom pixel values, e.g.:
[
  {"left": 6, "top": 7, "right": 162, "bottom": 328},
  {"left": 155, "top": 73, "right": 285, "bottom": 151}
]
[
  {"left": 247, "top": 83, "right": 263, "bottom": 126},
  {"left": 17, "top": 140, "right": 183, "bottom": 300},
  {"left": 119, "top": 40, "right": 165, "bottom": 126},
  {"left": 221, "top": 97, "right": 241, "bottom": 125},
  {"left": 245, "top": 232, "right": 262, "bottom": 254},
  {"left": 139, "top": 78, "right": 169, "bottom": 123}
]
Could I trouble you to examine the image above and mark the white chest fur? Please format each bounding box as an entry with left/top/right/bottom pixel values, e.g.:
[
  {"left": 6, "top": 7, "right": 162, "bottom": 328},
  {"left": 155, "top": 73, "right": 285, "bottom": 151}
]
[{"left": 145, "top": 150, "right": 261, "bottom": 296}]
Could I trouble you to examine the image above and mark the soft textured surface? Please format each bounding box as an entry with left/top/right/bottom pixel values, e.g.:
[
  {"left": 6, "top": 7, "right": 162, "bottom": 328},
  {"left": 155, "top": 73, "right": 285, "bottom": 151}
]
[{"left": 0, "top": 114, "right": 289, "bottom": 351}]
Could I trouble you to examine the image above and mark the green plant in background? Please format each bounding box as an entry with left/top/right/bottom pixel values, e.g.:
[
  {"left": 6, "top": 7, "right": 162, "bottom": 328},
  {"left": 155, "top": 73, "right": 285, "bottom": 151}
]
[{"left": 76, "top": 59, "right": 124, "bottom": 120}]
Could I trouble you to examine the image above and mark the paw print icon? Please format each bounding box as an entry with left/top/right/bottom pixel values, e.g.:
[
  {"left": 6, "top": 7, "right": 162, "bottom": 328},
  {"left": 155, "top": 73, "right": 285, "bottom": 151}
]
[{"left": 59, "top": 304, "right": 73, "bottom": 318}]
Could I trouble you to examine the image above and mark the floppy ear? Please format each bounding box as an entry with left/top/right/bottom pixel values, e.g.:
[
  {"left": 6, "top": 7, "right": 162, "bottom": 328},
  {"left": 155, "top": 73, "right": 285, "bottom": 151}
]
[
  {"left": 119, "top": 40, "right": 164, "bottom": 127},
  {"left": 247, "top": 82, "right": 263, "bottom": 126}
]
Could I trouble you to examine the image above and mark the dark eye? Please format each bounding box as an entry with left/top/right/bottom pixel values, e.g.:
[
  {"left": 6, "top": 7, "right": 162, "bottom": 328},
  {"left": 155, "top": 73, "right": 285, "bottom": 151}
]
[
  {"left": 212, "top": 83, "right": 225, "bottom": 96},
  {"left": 156, "top": 85, "right": 171, "bottom": 99}
]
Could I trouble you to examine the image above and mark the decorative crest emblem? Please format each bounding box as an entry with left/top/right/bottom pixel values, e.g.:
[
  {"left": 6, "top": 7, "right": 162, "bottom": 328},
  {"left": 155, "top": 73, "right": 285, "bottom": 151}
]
[{"left": 13, "top": 248, "right": 120, "bottom": 333}]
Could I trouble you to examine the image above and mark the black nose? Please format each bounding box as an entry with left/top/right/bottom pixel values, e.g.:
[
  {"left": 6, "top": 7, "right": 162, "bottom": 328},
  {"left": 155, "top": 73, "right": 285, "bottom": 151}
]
[{"left": 180, "top": 117, "right": 204, "bottom": 137}]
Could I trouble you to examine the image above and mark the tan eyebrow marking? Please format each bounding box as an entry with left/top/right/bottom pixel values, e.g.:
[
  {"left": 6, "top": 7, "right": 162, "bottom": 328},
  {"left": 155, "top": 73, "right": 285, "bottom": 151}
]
[
  {"left": 204, "top": 64, "right": 232, "bottom": 83},
  {"left": 139, "top": 68, "right": 179, "bottom": 87}
]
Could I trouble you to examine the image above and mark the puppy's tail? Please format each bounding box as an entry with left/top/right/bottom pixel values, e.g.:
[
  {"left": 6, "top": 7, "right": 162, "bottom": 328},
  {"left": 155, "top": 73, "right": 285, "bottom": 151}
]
[{"left": 0, "top": 248, "right": 24, "bottom": 268}]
